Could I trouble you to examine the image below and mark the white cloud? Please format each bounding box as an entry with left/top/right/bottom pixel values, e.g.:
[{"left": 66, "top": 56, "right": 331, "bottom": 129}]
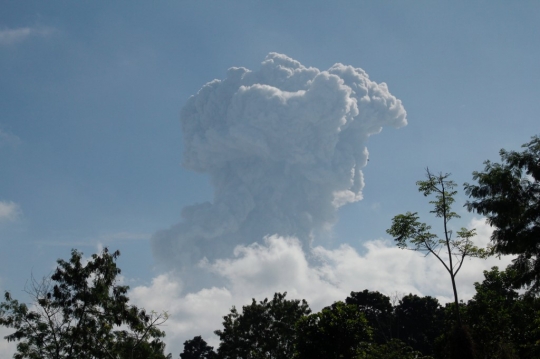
[
  {"left": 0, "top": 322, "right": 17, "bottom": 359},
  {"left": 0, "top": 26, "right": 54, "bottom": 45},
  {"left": 0, "top": 201, "right": 21, "bottom": 222},
  {"left": 153, "top": 53, "right": 407, "bottom": 270},
  {"left": 133, "top": 217, "right": 513, "bottom": 356}
]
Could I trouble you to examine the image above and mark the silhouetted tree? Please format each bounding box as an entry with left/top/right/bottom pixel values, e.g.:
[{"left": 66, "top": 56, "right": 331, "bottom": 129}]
[
  {"left": 295, "top": 301, "right": 372, "bottom": 359},
  {"left": 464, "top": 266, "right": 540, "bottom": 358},
  {"left": 394, "top": 294, "right": 444, "bottom": 356},
  {"left": 465, "top": 135, "right": 540, "bottom": 293},
  {"left": 180, "top": 336, "right": 216, "bottom": 359},
  {"left": 0, "top": 248, "right": 170, "bottom": 359},
  {"left": 345, "top": 290, "right": 393, "bottom": 343},
  {"left": 214, "top": 292, "right": 310, "bottom": 359}
]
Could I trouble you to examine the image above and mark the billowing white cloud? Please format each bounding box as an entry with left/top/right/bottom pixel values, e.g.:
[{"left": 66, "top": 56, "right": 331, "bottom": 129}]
[
  {"left": 0, "top": 201, "right": 21, "bottom": 222},
  {"left": 0, "top": 26, "right": 54, "bottom": 45},
  {"left": 134, "top": 218, "right": 512, "bottom": 356},
  {"left": 152, "top": 53, "right": 407, "bottom": 272},
  {"left": 141, "top": 53, "right": 510, "bottom": 357}
]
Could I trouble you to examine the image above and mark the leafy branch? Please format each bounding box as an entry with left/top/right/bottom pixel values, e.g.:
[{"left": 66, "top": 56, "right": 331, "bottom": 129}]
[{"left": 387, "top": 169, "right": 490, "bottom": 326}]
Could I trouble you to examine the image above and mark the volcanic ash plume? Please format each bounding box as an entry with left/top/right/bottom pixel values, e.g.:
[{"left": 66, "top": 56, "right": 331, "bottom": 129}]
[{"left": 152, "top": 53, "right": 407, "bottom": 269}]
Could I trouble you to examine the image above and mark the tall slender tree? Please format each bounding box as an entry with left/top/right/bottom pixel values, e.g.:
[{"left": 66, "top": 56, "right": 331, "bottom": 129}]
[{"left": 387, "top": 169, "right": 488, "bottom": 325}]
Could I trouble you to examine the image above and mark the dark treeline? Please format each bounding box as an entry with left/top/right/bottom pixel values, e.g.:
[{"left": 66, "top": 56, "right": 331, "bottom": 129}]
[{"left": 181, "top": 266, "right": 540, "bottom": 358}]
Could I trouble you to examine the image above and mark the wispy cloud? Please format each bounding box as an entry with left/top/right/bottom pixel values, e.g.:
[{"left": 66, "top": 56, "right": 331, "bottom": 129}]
[
  {"left": 0, "top": 26, "right": 55, "bottom": 45},
  {"left": 0, "top": 201, "right": 21, "bottom": 222},
  {"left": 98, "top": 232, "right": 150, "bottom": 242},
  {"left": 35, "top": 232, "right": 150, "bottom": 248},
  {"left": 0, "top": 129, "right": 22, "bottom": 148}
]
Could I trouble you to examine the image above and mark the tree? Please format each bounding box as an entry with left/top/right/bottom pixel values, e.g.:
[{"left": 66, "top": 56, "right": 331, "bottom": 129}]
[
  {"left": 214, "top": 292, "right": 310, "bottom": 359},
  {"left": 465, "top": 267, "right": 519, "bottom": 359},
  {"left": 180, "top": 336, "right": 216, "bottom": 359},
  {"left": 364, "top": 339, "right": 433, "bottom": 359},
  {"left": 345, "top": 290, "right": 393, "bottom": 344},
  {"left": 345, "top": 290, "right": 442, "bottom": 357},
  {"left": 394, "top": 294, "right": 444, "bottom": 356},
  {"left": 464, "top": 267, "right": 540, "bottom": 358},
  {"left": 0, "top": 248, "right": 170, "bottom": 359},
  {"left": 387, "top": 169, "right": 488, "bottom": 326},
  {"left": 295, "top": 301, "right": 372, "bottom": 359},
  {"left": 465, "top": 135, "right": 540, "bottom": 292}
]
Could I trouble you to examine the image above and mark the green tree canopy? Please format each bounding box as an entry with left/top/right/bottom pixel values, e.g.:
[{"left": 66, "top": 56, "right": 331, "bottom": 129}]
[
  {"left": 180, "top": 336, "right": 216, "bottom": 359},
  {"left": 394, "top": 294, "right": 444, "bottom": 356},
  {"left": 214, "top": 292, "right": 310, "bottom": 359},
  {"left": 295, "top": 301, "right": 372, "bottom": 359},
  {"left": 0, "top": 248, "right": 170, "bottom": 359},
  {"left": 465, "top": 135, "right": 540, "bottom": 292},
  {"left": 345, "top": 290, "right": 393, "bottom": 344},
  {"left": 465, "top": 266, "right": 540, "bottom": 358},
  {"left": 364, "top": 339, "right": 433, "bottom": 359}
]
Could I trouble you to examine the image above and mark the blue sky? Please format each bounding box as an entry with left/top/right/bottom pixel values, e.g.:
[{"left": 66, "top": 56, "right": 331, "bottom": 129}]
[{"left": 1, "top": 1, "right": 539, "bottom": 355}]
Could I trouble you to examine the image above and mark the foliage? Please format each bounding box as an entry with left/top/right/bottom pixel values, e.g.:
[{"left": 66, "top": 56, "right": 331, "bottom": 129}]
[
  {"left": 0, "top": 248, "right": 170, "bottom": 359},
  {"left": 444, "top": 325, "right": 476, "bottom": 359},
  {"left": 387, "top": 169, "right": 488, "bottom": 325},
  {"left": 464, "top": 267, "right": 540, "bottom": 358},
  {"left": 344, "top": 290, "right": 444, "bottom": 357},
  {"left": 180, "top": 336, "right": 217, "bottom": 359},
  {"left": 394, "top": 294, "right": 444, "bottom": 356},
  {"left": 214, "top": 292, "right": 310, "bottom": 359},
  {"left": 465, "top": 267, "right": 518, "bottom": 358},
  {"left": 203, "top": 287, "right": 540, "bottom": 359},
  {"left": 295, "top": 301, "right": 372, "bottom": 359},
  {"left": 362, "top": 339, "right": 433, "bottom": 359},
  {"left": 345, "top": 290, "right": 393, "bottom": 344},
  {"left": 465, "top": 135, "right": 540, "bottom": 292}
]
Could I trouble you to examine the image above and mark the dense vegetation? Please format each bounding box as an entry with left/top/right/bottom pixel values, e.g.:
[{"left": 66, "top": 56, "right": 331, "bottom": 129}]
[
  {"left": 2, "top": 136, "right": 539, "bottom": 358},
  {"left": 180, "top": 273, "right": 540, "bottom": 358},
  {"left": 0, "top": 248, "right": 171, "bottom": 359}
]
